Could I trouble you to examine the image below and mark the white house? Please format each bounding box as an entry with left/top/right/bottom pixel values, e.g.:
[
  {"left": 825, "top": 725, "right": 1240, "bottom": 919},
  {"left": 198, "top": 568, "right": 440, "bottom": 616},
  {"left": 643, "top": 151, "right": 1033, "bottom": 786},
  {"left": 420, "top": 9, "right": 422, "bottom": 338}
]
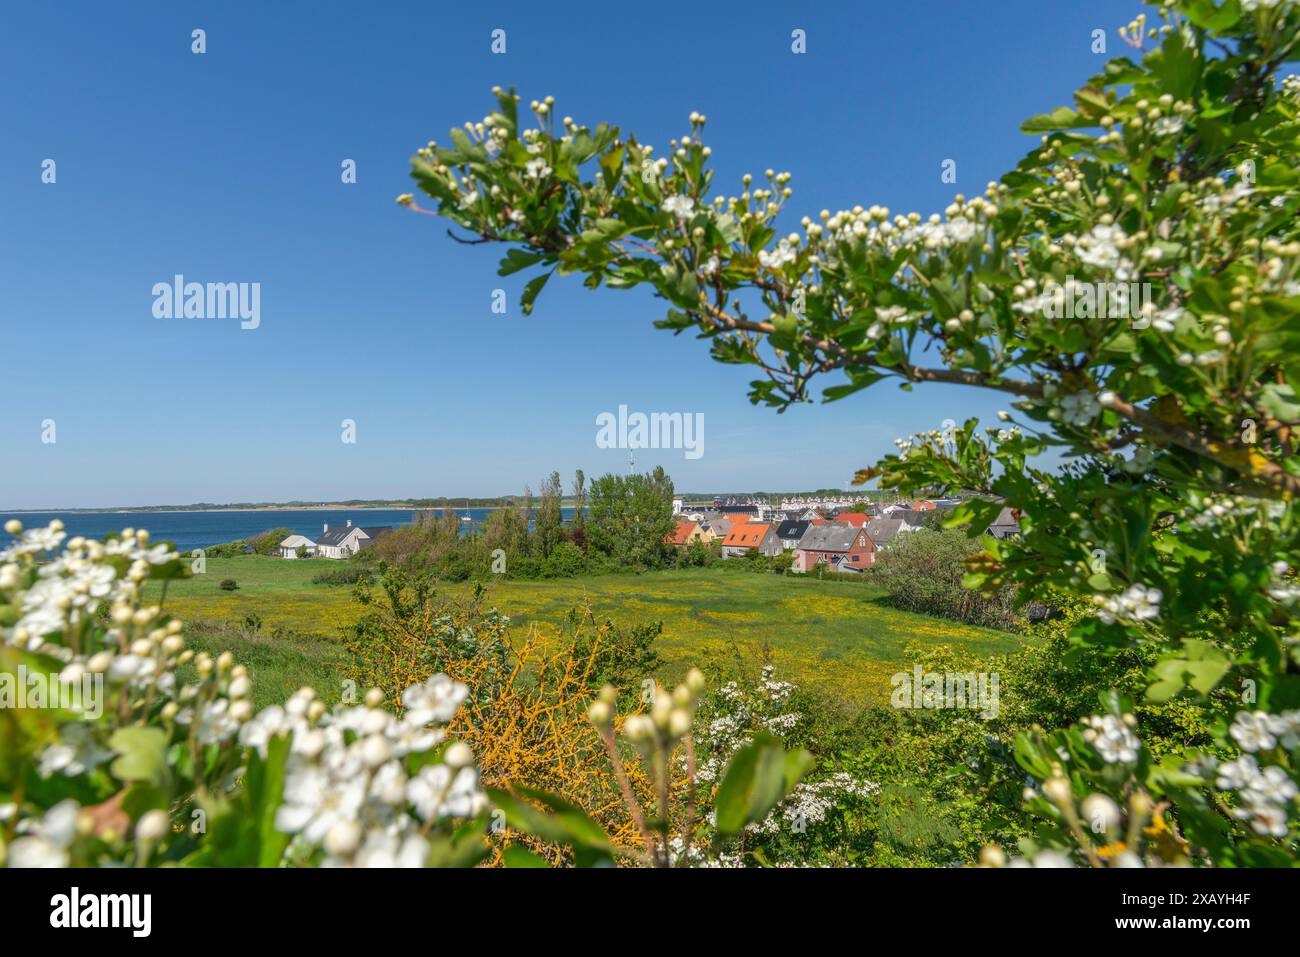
[
  {"left": 278, "top": 534, "right": 316, "bottom": 559},
  {"left": 312, "top": 520, "right": 391, "bottom": 559}
]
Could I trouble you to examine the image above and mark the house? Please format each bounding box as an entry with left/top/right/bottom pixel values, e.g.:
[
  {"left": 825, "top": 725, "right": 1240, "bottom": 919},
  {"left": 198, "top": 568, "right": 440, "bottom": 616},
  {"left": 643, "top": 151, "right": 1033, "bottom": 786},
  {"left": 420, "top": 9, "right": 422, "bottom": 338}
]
[
  {"left": 793, "top": 524, "right": 875, "bottom": 573},
  {"left": 880, "top": 503, "right": 915, "bottom": 517},
  {"left": 720, "top": 522, "right": 782, "bottom": 558},
  {"left": 863, "top": 518, "right": 920, "bottom": 549},
  {"left": 899, "top": 511, "right": 929, "bottom": 530},
  {"left": 701, "top": 514, "right": 736, "bottom": 539},
  {"left": 986, "top": 506, "right": 1022, "bottom": 541},
  {"left": 664, "top": 519, "right": 706, "bottom": 548},
  {"left": 775, "top": 519, "right": 812, "bottom": 551},
  {"left": 314, "top": 520, "right": 392, "bottom": 559},
  {"left": 277, "top": 534, "right": 317, "bottom": 559}
]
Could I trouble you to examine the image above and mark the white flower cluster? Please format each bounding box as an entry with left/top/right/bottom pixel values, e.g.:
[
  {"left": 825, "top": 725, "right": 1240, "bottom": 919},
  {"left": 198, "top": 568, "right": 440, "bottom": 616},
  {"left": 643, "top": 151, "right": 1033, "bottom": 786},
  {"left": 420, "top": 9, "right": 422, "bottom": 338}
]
[
  {"left": 1094, "top": 583, "right": 1162, "bottom": 625},
  {"left": 750, "top": 772, "right": 879, "bottom": 836},
  {"left": 1058, "top": 391, "right": 1101, "bottom": 428},
  {"left": 1081, "top": 713, "right": 1141, "bottom": 764},
  {"left": 662, "top": 834, "right": 742, "bottom": 868},
  {"left": 807, "top": 191, "right": 1000, "bottom": 267},
  {"left": 1228, "top": 709, "right": 1300, "bottom": 752},
  {"left": 757, "top": 236, "right": 798, "bottom": 269},
  {"left": 244, "top": 678, "right": 485, "bottom": 867},
  {"left": 1185, "top": 496, "right": 1285, "bottom": 533},
  {"left": 697, "top": 665, "right": 876, "bottom": 844},
  {"left": 2, "top": 520, "right": 178, "bottom": 650},
  {"left": 1073, "top": 224, "right": 1136, "bottom": 279},
  {"left": 1, "top": 522, "right": 488, "bottom": 869},
  {"left": 1215, "top": 745, "right": 1298, "bottom": 839},
  {"left": 698, "top": 665, "right": 801, "bottom": 784},
  {"left": 663, "top": 194, "right": 695, "bottom": 220}
]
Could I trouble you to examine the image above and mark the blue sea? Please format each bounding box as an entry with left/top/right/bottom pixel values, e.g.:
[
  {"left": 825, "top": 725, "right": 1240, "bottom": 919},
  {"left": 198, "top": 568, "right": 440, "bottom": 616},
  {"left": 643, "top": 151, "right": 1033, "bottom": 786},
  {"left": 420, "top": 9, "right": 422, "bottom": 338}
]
[{"left": 1, "top": 508, "right": 580, "bottom": 553}]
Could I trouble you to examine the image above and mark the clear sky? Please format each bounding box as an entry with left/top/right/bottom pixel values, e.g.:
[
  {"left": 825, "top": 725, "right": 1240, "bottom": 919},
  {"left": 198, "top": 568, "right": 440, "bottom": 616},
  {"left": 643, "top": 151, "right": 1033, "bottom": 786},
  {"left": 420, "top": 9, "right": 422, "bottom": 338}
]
[{"left": 0, "top": 0, "right": 1143, "bottom": 509}]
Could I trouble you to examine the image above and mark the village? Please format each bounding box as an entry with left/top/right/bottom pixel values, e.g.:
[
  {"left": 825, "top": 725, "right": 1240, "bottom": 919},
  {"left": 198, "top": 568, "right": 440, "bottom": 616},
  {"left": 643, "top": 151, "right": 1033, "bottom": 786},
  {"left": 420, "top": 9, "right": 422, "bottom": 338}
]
[
  {"left": 273, "top": 495, "right": 1022, "bottom": 573},
  {"left": 665, "top": 495, "right": 1020, "bottom": 574}
]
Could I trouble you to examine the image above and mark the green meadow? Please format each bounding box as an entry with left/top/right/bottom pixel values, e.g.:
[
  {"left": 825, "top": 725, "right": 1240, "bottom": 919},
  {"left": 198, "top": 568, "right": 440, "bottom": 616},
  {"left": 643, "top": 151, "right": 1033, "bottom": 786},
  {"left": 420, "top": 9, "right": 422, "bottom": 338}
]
[{"left": 149, "top": 557, "right": 1022, "bottom": 709}]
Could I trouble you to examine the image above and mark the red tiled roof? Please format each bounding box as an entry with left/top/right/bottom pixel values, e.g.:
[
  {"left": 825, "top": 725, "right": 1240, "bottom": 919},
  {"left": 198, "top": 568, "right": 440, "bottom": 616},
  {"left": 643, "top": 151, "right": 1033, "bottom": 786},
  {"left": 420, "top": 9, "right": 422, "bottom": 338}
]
[
  {"left": 835, "top": 513, "right": 870, "bottom": 527},
  {"left": 721, "top": 523, "right": 770, "bottom": 548},
  {"left": 664, "top": 520, "right": 698, "bottom": 546}
]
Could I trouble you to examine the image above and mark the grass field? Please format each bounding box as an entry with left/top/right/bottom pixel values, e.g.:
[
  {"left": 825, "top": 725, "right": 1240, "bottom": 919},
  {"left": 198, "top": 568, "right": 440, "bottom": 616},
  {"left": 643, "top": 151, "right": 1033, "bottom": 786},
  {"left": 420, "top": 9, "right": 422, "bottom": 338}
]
[{"left": 149, "top": 557, "right": 1023, "bottom": 709}]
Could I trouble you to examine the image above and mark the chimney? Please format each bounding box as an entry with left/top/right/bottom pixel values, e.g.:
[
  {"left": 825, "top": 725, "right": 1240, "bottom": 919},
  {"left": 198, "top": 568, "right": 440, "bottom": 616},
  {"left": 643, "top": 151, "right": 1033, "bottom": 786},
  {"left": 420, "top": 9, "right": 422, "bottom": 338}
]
[
  {"left": 323, "top": 522, "right": 329, "bottom": 533},
  {"left": 346, "top": 519, "right": 352, "bottom": 527}
]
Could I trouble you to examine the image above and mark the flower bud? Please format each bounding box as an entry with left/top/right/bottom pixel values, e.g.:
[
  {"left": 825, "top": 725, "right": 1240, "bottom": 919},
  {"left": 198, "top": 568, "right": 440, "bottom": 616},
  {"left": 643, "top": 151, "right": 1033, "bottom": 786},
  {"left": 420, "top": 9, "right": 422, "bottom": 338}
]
[
  {"left": 135, "top": 809, "right": 169, "bottom": 843},
  {"left": 668, "top": 708, "right": 692, "bottom": 738},
  {"left": 444, "top": 741, "right": 474, "bottom": 768},
  {"left": 360, "top": 735, "right": 391, "bottom": 769},
  {"left": 587, "top": 700, "right": 611, "bottom": 726},
  {"left": 979, "top": 845, "right": 1006, "bottom": 868},
  {"left": 1043, "top": 776, "right": 1074, "bottom": 808},
  {"left": 1080, "top": 793, "right": 1122, "bottom": 835},
  {"left": 324, "top": 820, "right": 362, "bottom": 857}
]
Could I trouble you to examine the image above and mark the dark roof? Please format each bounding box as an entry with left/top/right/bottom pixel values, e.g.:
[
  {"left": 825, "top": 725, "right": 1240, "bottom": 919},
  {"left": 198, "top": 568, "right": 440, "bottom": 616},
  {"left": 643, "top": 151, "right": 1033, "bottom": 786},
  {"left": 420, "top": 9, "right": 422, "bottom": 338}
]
[
  {"left": 776, "top": 519, "right": 811, "bottom": 540},
  {"left": 988, "top": 507, "right": 1021, "bottom": 527},
  {"left": 316, "top": 525, "right": 392, "bottom": 547},
  {"left": 316, "top": 527, "right": 357, "bottom": 547},
  {"left": 796, "top": 524, "right": 860, "bottom": 552},
  {"left": 865, "top": 518, "right": 907, "bottom": 546}
]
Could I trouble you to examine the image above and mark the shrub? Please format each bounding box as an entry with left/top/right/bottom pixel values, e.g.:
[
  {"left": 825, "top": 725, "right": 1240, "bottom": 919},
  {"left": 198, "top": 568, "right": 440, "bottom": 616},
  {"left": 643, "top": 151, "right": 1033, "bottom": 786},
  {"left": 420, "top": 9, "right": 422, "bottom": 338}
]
[
  {"left": 870, "top": 528, "right": 1021, "bottom": 629},
  {"left": 248, "top": 527, "right": 294, "bottom": 556},
  {"left": 311, "top": 565, "right": 369, "bottom": 586}
]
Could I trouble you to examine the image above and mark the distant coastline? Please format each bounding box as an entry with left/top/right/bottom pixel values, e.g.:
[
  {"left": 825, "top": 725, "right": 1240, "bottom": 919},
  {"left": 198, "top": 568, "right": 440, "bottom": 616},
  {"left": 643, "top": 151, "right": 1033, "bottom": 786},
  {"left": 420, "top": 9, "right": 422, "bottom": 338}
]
[
  {"left": 4, "top": 503, "right": 519, "bottom": 515},
  {"left": 4, "top": 489, "right": 869, "bottom": 514}
]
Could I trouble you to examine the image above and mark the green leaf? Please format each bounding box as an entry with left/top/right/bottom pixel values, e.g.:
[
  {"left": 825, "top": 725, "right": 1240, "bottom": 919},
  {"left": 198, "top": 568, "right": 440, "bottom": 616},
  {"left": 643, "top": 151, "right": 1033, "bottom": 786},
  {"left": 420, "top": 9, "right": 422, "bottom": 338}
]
[
  {"left": 520, "top": 271, "right": 552, "bottom": 316},
  {"left": 108, "top": 727, "right": 169, "bottom": 788},
  {"left": 1020, "top": 106, "right": 1092, "bottom": 134},
  {"left": 498, "top": 248, "right": 544, "bottom": 276},
  {"left": 248, "top": 732, "right": 292, "bottom": 867},
  {"left": 501, "top": 845, "right": 551, "bottom": 868},
  {"left": 486, "top": 786, "right": 613, "bottom": 864},
  {"left": 714, "top": 732, "right": 812, "bottom": 835}
]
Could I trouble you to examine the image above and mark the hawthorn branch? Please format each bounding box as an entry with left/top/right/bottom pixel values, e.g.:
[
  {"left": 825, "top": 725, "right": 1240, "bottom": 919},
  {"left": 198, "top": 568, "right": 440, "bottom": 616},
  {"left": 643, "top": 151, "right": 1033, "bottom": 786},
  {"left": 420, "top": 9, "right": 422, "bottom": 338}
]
[
  {"left": 1103, "top": 394, "right": 1300, "bottom": 500},
  {"left": 692, "top": 299, "right": 1045, "bottom": 399}
]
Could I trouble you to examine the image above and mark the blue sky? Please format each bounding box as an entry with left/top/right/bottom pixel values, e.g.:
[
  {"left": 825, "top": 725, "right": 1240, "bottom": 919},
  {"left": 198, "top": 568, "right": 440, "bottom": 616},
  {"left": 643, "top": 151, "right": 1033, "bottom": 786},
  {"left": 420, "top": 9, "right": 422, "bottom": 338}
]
[{"left": 0, "top": 0, "right": 1142, "bottom": 509}]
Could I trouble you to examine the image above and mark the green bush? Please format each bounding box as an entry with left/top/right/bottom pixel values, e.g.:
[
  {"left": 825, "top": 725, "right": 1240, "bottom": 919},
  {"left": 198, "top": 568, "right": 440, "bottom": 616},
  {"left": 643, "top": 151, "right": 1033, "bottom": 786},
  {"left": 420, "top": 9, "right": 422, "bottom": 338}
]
[
  {"left": 870, "top": 528, "right": 1021, "bottom": 630},
  {"left": 311, "top": 565, "right": 370, "bottom": 586}
]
